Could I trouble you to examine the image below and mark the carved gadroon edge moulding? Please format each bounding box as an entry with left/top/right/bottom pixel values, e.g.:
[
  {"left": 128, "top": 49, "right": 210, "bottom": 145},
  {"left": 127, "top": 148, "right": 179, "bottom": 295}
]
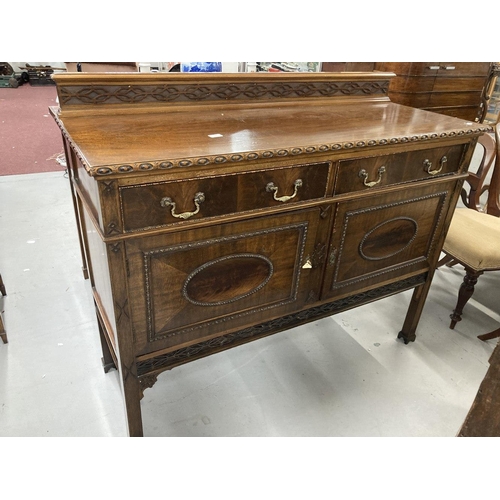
[
  {"left": 50, "top": 111, "right": 493, "bottom": 178},
  {"left": 50, "top": 73, "right": 493, "bottom": 177}
]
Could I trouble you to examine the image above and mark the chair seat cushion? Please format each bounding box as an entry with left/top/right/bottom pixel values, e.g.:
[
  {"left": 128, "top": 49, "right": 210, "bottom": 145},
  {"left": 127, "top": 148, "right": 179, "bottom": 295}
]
[{"left": 442, "top": 208, "right": 500, "bottom": 271}]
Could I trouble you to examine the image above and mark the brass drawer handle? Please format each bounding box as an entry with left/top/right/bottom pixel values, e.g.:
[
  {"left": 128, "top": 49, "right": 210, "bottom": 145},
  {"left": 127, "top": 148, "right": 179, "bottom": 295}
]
[
  {"left": 266, "top": 178, "right": 303, "bottom": 202},
  {"left": 160, "top": 192, "right": 206, "bottom": 219},
  {"left": 359, "top": 166, "right": 386, "bottom": 187},
  {"left": 424, "top": 156, "right": 447, "bottom": 176}
]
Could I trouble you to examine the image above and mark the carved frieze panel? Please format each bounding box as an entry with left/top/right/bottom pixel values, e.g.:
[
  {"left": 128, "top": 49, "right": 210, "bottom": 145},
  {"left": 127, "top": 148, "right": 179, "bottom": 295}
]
[
  {"left": 136, "top": 273, "right": 427, "bottom": 376},
  {"left": 57, "top": 80, "right": 390, "bottom": 107}
]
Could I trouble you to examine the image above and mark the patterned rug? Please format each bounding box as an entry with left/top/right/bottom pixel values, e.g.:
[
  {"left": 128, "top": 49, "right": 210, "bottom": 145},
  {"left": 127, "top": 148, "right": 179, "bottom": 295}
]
[{"left": 0, "top": 83, "right": 65, "bottom": 176}]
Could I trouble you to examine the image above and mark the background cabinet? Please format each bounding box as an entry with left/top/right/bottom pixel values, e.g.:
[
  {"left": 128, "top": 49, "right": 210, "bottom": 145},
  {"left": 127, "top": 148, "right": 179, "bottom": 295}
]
[
  {"left": 374, "top": 62, "right": 493, "bottom": 121},
  {"left": 484, "top": 68, "right": 500, "bottom": 124}
]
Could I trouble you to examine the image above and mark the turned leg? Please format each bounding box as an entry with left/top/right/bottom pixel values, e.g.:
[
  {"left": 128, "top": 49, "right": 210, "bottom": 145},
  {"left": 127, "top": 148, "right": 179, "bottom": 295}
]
[{"left": 449, "top": 269, "right": 482, "bottom": 329}]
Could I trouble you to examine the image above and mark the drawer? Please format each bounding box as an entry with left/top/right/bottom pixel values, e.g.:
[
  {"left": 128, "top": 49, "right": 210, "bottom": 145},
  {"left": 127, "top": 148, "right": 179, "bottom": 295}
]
[
  {"left": 119, "top": 161, "right": 332, "bottom": 232},
  {"left": 432, "top": 76, "right": 489, "bottom": 93},
  {"left": 379, "top": 62, "right": 491, "bottom": 77},
  {"left": 388, "top": 75, "right": 488, "bottom": 111},
  {"left": 430, "top": 106, "right": 480, "bottom": 121},
  {"left": 436, "top": 62, "right": 491, "bottom": 77},
  {"left": 334, "top": 144, "right": 465, "bottom": 195},
  {"left": 428, "top": 91, "right": 483, "bottom": 107},
  {"left": 388, "top": 76, "right": 435, "bottom": 93},
  {"left": 387, "top": 91, "right": 431, "bottom": 107},
  {"left": 377, "top": 63, "right": 441, "bottom": 76}
]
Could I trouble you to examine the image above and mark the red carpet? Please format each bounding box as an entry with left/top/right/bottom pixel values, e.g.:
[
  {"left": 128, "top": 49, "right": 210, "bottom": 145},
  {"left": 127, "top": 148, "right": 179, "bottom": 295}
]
[{"left": 0, "top": 84, "right": 65, "bottom": 176}]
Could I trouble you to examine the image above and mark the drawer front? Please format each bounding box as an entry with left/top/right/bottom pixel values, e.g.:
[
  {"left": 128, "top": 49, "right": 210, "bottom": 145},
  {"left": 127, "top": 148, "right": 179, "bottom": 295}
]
[
  {"left": 432, "top": 76, "right": 489, "bottom": 93},
  {"left": 377, "top": 63, "right": 440, "bottom": 76},
  {"left": 429, "top": 106, "right": 480, "bottom": 121},
  {"left": 334, "top": 144, "right": 465, "bottom": 195},
  {"left": 386, "top": 91, "right": 431, "bottom": 107},
  {"left": 389, "top": 76, "right": 488, "bottom": 96},
  {"left": 378, "top": 62, "right": 490, "bottom": 77},
  {"left": 428, "top": 91, "right": 483, "bottom": 107},
  {"left": 322, "top": 180, "right": 456, "bottom": 301},
  {"left": 125, "top": 209, "right": 324, "bottom": 355},
  {"left": 436, "top": 62, "right": 491, "bottom": 77},
  {"left": 388, "top": 76, "right": 435, "bottom": 93},
  {"left": 119, "top": 161, "right": 331, "bottom": 232}
]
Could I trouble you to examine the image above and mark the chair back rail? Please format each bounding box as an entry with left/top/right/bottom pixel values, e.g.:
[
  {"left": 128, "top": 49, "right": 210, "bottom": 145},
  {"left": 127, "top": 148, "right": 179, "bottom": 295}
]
[{"left": 486, "top": 124, "right": 500, "bottom": 216}]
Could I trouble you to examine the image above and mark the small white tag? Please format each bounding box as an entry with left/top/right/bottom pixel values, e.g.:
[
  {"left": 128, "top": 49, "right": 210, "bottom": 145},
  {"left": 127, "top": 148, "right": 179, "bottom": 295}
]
[{"left": 208, "top": 133, "right": 223, "bottom": 138}]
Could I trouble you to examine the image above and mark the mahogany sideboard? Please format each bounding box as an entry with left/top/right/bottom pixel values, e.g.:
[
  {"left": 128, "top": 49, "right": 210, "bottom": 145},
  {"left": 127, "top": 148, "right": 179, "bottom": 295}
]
[{"left": 50, "top": 71, "right": 491, "bottom": 436}]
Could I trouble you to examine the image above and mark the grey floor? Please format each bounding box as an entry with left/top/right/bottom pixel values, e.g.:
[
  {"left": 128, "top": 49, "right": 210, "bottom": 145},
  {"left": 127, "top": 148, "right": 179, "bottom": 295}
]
[{"left": 0, "top": 170, "right": 498, "bottom": 437}]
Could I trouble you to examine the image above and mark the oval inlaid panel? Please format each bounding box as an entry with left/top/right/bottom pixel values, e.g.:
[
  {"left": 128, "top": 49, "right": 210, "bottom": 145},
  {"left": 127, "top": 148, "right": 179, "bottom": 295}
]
[
  {"left": 360, "top": 217, "right": 418, "bottom": 261},
  {"left": 183, "top": 253, "right": 273, "bottom": 306}
]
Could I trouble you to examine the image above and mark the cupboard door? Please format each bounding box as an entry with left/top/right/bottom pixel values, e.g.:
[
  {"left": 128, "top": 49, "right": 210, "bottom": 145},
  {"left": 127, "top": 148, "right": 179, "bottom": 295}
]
[
  {"left": 322, "top": 182, "right": 454, "bottom": 300},
  {"left": 125, "top": 208, "right": 325, "bottom": 355}
]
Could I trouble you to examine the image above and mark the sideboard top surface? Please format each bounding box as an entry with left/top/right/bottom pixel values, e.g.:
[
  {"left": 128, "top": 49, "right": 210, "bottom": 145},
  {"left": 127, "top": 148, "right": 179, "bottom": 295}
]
[{"left": 49, "top": 72, "right": 492, "bottom": 177}]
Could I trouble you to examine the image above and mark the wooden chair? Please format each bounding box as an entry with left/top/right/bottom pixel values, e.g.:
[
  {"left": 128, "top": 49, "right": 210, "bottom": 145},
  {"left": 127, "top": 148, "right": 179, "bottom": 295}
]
[
  {"left": 460, "top": 131, "right": 498, "bottom": 214},
  {"left": 0, "top": 273, "right": 6, "bottom": 344},
  {"left": 437, "top": 123, "right": 500, "bottom": 340}
]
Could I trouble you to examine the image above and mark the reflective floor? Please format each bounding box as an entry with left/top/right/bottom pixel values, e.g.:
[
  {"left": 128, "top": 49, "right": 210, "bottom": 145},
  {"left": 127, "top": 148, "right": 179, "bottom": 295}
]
[{"left": 0, "top": 171, "right": 498, "bottom": 437}]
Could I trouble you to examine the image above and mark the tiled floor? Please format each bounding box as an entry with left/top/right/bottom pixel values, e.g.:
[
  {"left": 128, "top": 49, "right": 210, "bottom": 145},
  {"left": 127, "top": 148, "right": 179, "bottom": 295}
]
[{"left": 0, "top": 171, "right": 498, "bottom": 437}]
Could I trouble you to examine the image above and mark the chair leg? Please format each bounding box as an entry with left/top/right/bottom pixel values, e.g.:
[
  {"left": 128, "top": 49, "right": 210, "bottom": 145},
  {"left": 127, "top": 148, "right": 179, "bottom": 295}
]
[
  {"left": 450, "top": 269, "right": 483, "bottom": 329},
  {"left": 478, "top": 327, "right": 500, "bottom": 342}
]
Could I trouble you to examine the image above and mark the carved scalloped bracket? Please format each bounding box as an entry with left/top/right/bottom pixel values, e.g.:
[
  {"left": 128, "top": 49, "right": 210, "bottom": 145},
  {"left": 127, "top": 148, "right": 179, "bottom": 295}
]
[{"left": 139, "top": 373, "right": 158, "bottom": 399}]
